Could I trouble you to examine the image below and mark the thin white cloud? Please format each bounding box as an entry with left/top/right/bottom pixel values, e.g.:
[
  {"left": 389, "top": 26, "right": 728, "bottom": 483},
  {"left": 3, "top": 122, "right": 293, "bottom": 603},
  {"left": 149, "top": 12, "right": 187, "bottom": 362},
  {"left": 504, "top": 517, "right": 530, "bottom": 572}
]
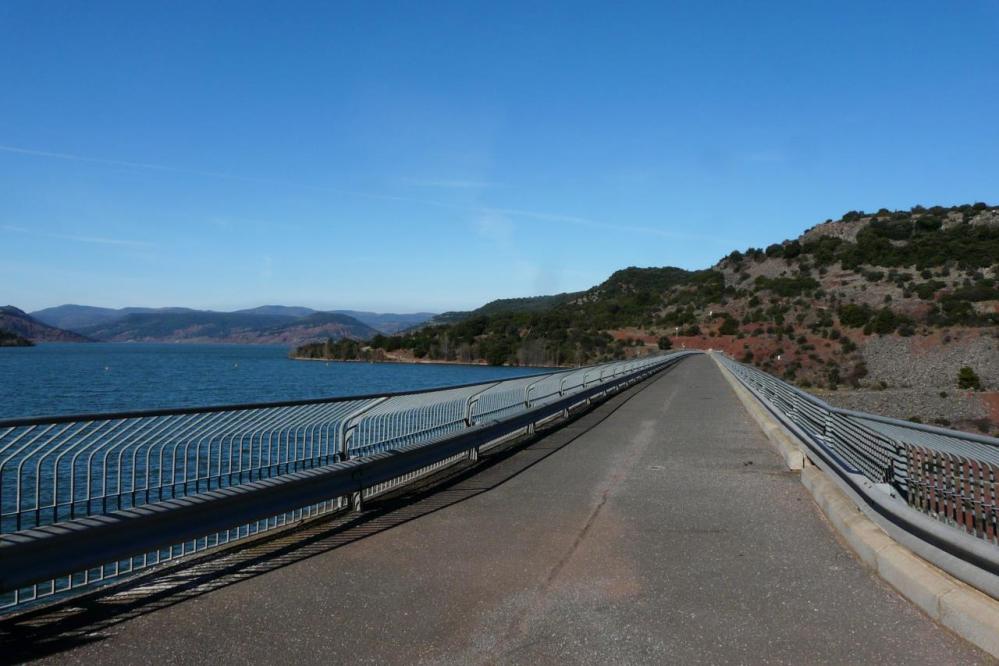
[
  {"left": 486, "top": 207, "right": 726, "bottom": 243},
  {"left": 0, "top": 143, "right": 435, "bottom": 205},
  {"left": 0, "top": 144, "right": 236, "bottom": 179},
  {"left": 405, "top": 178, "right": 500, "bottom": 189},
  {"left": 1, "top": 224, "right": 153, "bottom": 248},
  {"left": 55, "top": 233, "right": 153, "bottom": 248},
  {"left": 0, "top": 143, "right": 735, "bottom": 246},
  {"left": 473, "top": 212, "right": 515, "bottom": 247}
]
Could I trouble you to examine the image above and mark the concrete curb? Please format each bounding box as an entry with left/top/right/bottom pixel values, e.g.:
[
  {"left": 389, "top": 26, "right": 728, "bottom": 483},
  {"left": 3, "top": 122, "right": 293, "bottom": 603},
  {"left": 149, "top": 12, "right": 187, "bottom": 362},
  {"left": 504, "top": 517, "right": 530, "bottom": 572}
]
[
  {"left": 711, "top": 354, "right": 999, "bottom": 658},
  {"left": 802, "top": 465, "right": 999, "bottom": 657},
  {"left": 712, "top": 355, "right": 804, "bottom": 470}
]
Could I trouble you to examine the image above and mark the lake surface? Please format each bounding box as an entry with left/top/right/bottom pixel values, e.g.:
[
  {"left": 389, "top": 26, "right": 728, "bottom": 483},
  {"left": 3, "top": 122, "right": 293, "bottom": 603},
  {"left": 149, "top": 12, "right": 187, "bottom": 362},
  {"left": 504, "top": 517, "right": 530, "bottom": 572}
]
[{"left": 0, "top": 343, "right": 549, "bottom": 420}]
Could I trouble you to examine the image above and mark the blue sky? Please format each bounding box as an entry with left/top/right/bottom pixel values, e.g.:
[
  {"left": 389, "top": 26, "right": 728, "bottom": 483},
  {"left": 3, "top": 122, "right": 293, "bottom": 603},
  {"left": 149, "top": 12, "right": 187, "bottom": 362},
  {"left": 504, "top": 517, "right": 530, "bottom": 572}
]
[{"left": 2, "top": 2, "right": 997, "bottom": 313}]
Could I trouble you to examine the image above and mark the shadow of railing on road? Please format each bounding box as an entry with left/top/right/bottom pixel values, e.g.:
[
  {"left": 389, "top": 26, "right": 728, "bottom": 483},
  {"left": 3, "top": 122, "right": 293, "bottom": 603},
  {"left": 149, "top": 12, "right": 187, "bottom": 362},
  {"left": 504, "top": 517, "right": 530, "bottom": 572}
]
[{"left": 0, "top": 367, "right": 671, "bottom": 663}]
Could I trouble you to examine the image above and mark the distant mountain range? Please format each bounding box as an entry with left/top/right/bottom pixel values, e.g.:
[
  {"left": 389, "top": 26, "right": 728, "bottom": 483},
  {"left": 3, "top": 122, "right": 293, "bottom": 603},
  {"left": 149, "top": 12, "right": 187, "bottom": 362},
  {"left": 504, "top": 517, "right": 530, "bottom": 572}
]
[
  {"left": 0, "top": 306, "right": 92, "bottom": 343},
  {"left": 14, "top": 304, "right": 437, "bottom": 345},
  {"left": 32, "top": 304, "right": 435, "bottom": 335},
  {"left": 66, "top": 310, "right": 378, "bottom": 344}
]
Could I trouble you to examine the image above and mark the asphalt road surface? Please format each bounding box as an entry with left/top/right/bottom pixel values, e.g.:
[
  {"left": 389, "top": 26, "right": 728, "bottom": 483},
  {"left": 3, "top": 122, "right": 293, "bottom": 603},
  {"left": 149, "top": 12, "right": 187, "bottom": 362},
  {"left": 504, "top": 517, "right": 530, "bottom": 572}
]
[{"left": 4, "top": 354, "right": 991, "bottom": 664}]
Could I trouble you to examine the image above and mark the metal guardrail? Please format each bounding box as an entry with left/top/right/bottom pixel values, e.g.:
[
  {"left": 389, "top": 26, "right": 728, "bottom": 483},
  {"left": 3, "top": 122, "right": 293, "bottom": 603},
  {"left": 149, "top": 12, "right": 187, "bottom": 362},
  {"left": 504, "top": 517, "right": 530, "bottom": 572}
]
[
  {"left": 0, "top": 352, "right": 692, "bottom": 612},
  {"left": 716, "top": 354, "right": 999, "bottom": 574}
]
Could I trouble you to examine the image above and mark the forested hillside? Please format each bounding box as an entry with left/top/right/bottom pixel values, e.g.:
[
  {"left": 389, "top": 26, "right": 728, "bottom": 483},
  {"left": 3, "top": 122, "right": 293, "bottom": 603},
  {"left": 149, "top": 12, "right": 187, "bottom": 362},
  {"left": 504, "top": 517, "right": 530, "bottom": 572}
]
[
  {"left": 299, "top": 203, "right": 996, "bottom": 364},
  {"left": 295, "top": 203, "right": 999, "bottom": 433}
]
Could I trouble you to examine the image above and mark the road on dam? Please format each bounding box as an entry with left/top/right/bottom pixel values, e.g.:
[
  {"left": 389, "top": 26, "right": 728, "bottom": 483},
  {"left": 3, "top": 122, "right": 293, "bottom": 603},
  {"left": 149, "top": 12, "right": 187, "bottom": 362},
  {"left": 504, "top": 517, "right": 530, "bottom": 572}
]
[{"left": 3, "top": 354, "right": 990, "bottom": 664}]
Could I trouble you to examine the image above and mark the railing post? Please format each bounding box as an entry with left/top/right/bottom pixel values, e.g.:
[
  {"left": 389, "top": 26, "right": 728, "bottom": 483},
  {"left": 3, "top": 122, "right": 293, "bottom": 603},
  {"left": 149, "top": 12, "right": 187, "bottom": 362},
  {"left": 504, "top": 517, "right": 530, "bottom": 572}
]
[
  {"left": 464, "top": 381, "right": 501, "bottom": 427},
  {"left": 524, "top": 378, "right": 544, "bottom": 435},
  {"left": 823, "top": 408, "right": 835, "bottom": 442},
  {"left": 463, "top": 382, "right": 500, "bottom": 460},
  {"left": 524, "top": 383, "right": 536, "bottom": 408},
  {"left": 337, "top": 397, "right": 388, "bottom": 462},
  {"left": 465, "top": 397, "right": 480, "bottom": 427}
]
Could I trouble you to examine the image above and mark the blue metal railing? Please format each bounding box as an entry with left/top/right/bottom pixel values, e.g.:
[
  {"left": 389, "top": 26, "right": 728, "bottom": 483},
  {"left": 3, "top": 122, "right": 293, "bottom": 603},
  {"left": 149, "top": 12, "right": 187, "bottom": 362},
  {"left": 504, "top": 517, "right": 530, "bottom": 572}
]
[{"left": 0, "top": 352, "right": 691, "bottom": 611}]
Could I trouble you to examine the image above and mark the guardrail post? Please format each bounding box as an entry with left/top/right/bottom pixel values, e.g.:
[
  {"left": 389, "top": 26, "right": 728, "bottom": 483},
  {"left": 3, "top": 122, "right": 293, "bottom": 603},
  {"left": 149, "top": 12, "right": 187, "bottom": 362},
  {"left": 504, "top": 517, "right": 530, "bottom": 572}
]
[
  {"left": 524, "top": 383, "right": 536, "bottom": 408},
  {"left": 524, "top": 379, "right": 545, "bottom": 435},
  {"left": 463, "top": 382, "right": 500, "bottom": 460},
  {"left": 337, "top": 397, "right": 388, "bottom": 462},
  {"left": 598, "top": 368, "right": 610, "bottom": 399},
  {"left": 464, "top": 382, "right": 501, "bottom": 428},
  {"left": 465, "top": 397, "right": 480, "bottom": 427}
]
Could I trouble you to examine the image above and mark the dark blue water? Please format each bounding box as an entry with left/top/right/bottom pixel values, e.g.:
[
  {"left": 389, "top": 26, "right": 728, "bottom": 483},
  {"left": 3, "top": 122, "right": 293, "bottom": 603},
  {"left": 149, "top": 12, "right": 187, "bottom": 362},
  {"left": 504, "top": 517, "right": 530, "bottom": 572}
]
[{"left": 0, "top": 343, "right": 548, "bottom": 420}]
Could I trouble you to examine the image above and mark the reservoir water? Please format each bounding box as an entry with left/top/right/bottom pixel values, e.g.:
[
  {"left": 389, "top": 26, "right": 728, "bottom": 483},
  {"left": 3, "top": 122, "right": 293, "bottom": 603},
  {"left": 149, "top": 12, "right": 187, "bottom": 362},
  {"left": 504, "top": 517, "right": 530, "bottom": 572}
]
[{"left": 0, "top": 343, "right": 549, "bottom": 420}]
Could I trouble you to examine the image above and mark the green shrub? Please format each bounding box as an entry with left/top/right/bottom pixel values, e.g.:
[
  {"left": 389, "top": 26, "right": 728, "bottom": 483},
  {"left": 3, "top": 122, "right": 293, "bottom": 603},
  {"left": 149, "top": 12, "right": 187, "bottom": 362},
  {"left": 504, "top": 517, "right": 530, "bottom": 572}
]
[
  {"left": 838, "top": 303, "right": 874, "bottom": 328},
  {"left": 754, "top": 275, "right": 820, "bottom": 297},
  {"left": 957, "top": 366, "right": 982, "bottom": 390}
]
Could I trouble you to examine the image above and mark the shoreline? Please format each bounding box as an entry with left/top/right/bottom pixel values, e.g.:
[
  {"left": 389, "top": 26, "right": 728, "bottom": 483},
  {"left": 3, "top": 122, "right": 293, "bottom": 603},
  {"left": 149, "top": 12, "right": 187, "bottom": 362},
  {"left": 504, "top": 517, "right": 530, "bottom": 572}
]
[{"left": 289, "top": 355, "right": 569, "bottom": 370}]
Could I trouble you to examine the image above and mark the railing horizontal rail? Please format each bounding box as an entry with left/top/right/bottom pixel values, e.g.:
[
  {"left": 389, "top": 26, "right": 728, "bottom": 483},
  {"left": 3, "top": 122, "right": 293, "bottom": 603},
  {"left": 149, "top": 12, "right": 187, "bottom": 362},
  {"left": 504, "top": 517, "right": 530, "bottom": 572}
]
[
  {"left": 0, "top": 351, "right": 694, "bottom": 611},
  {"left": 715, "top": 352, "right": 999, "bottom": 597},
  {"left": 0, "top": 371, "right": 565, "bottom": 428}
]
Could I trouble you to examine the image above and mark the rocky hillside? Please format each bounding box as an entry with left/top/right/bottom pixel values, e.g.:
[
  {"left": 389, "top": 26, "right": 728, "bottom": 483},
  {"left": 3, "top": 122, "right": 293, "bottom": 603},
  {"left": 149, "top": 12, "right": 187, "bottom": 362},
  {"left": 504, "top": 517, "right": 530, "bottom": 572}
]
[
  {"left": 294, "top": 203, "right": 999, "bottom": 434},
  {"left": 0, "top": 306, "right": 92, "bottom": 343}
]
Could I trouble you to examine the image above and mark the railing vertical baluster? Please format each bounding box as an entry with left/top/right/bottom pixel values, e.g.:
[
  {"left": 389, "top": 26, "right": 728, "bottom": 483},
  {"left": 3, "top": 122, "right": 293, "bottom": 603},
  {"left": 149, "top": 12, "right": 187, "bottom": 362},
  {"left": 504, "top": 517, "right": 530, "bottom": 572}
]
[{"left": 0, "top": 353, "right": 688, "bottom": 610}]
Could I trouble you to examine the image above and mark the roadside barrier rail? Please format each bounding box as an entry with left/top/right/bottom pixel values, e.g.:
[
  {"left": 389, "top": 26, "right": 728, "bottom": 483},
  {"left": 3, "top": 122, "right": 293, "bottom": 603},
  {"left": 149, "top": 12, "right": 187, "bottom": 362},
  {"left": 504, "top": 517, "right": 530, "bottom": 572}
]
[
  {"left": 0, "top": 352, "right": 693, "bottom": 612},
  {"left": 716, "top": 354, "right": 999, "bottom": 594}
]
